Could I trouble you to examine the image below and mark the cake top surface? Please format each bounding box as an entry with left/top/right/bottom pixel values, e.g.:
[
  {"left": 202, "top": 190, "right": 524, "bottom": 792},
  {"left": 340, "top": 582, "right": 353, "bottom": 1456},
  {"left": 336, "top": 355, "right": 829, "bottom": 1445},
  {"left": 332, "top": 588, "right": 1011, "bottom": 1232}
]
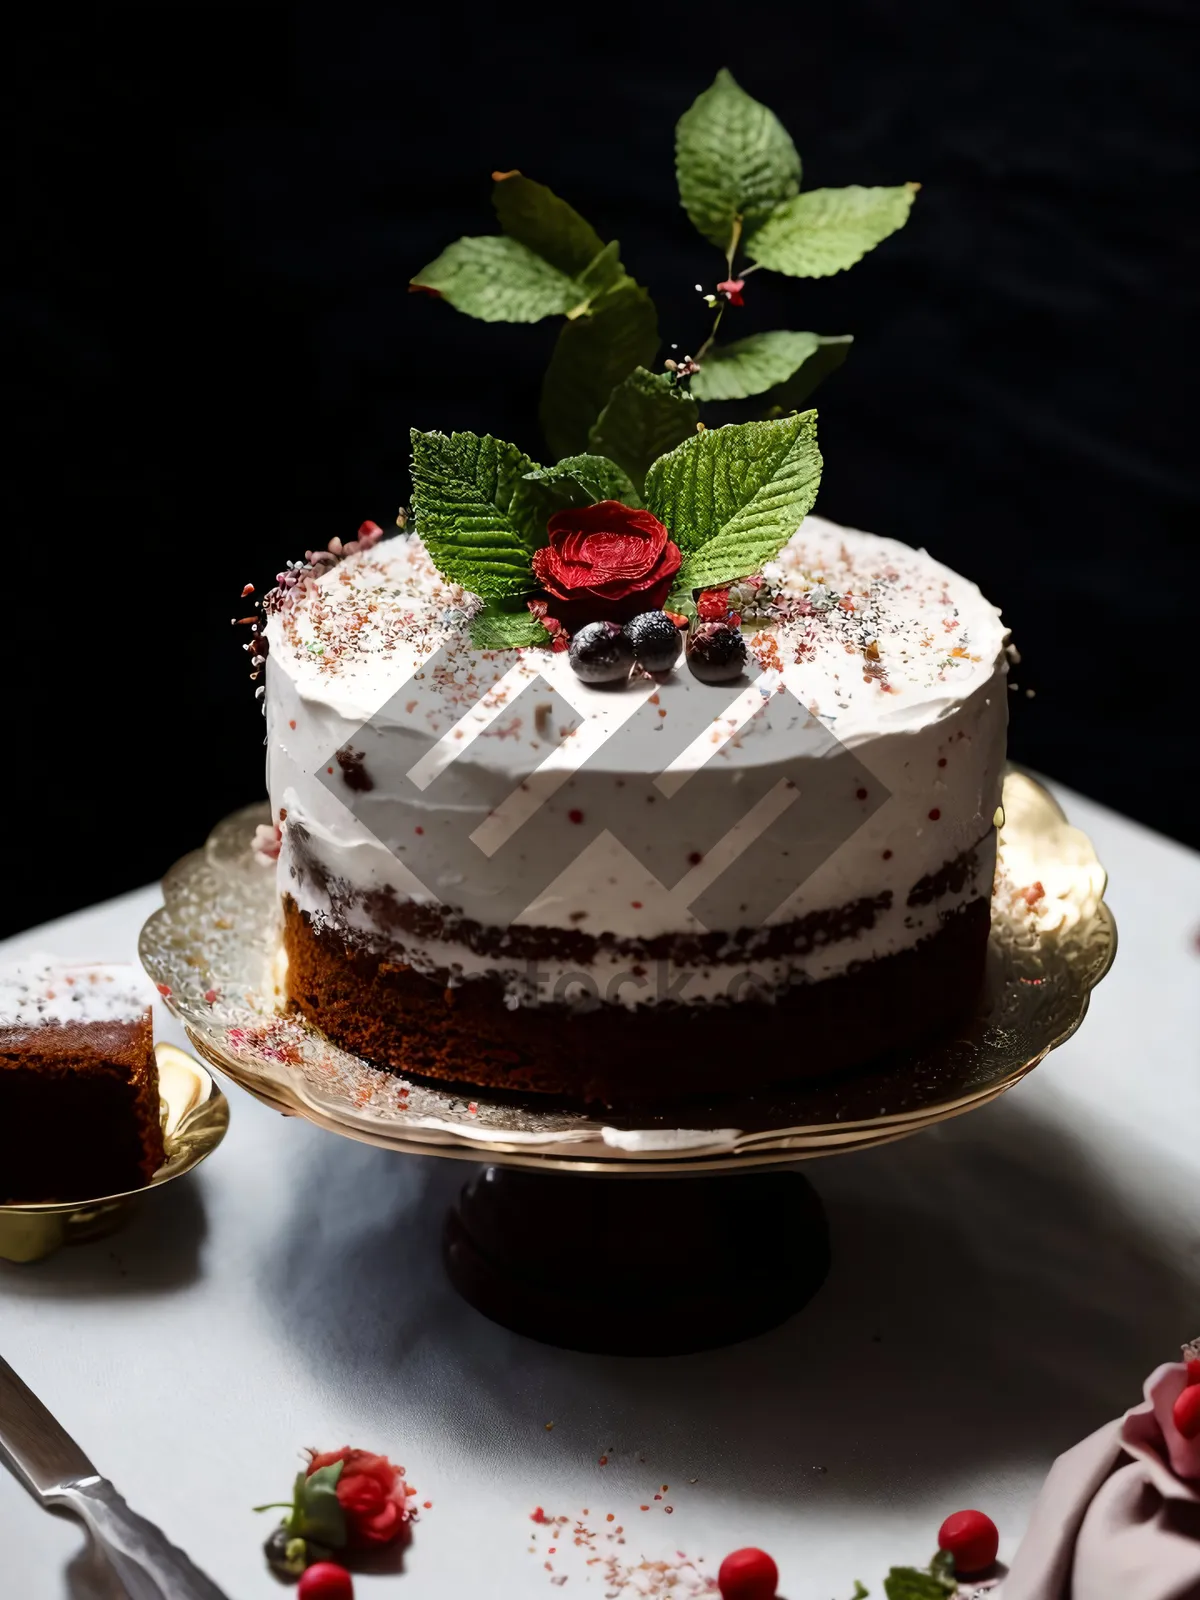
[
  {"left": 0, "top": 958, "right": 153, "bottom": 1030},
  {"left": 265, "top": 516, "right": 1007, "bottom": 761}
]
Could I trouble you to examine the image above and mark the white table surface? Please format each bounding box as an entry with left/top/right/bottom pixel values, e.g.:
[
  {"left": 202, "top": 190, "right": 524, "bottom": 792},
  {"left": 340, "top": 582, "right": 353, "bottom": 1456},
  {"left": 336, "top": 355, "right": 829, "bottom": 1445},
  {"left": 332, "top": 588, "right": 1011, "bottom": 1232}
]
[{"left": 2, "top": 780, "right": 1198, "bottom": 1600}]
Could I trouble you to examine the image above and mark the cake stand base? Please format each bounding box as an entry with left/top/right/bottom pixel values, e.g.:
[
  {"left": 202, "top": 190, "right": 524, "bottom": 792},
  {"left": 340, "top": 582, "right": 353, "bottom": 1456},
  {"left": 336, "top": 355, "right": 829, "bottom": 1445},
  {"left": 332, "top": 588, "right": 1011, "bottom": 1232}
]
[{"left": 443, "top": 1165, "right": 830, "bottom": 1355}]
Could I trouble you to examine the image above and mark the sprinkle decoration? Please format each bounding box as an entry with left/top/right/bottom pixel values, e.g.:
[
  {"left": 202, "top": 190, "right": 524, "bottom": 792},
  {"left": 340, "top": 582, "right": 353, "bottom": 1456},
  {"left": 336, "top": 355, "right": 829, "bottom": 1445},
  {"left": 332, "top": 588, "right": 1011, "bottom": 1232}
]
[
  {"left": 235, "top": 517, "right": 393, "bottom": 702},
  {"left": 526, "top": 1464, "right": 715, "bottom": 1596}
]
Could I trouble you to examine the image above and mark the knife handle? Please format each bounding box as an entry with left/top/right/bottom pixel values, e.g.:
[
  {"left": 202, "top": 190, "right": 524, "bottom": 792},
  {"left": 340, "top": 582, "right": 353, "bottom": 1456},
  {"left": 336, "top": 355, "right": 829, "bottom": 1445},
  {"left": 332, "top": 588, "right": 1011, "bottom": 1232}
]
[{"left": 53, "top": 1477, "right": 229, "bottom": 1600}]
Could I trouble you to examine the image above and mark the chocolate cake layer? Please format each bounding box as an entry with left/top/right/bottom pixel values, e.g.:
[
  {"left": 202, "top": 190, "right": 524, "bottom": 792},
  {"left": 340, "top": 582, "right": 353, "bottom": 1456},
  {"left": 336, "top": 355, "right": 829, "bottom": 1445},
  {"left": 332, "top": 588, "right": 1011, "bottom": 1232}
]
[{"left": 282, "top": 894, "right": 991, "bottom": 1110}]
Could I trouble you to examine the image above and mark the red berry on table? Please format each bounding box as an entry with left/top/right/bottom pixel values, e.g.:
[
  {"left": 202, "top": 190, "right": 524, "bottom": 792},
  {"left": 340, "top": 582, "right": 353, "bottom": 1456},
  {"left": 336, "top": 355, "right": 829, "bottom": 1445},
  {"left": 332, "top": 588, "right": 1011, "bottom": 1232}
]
[
  {"left": 1174, "top": 1383, "right": 1200, "bottom": 1440},
  {"left": 718, "top": 1545, "right": 778, "bottom": 1599},
  {"left": 298, "top": 1562, "right": 354, "bottom": 1600},
  {"left": 937, "top": 1509, "right": 999, "bottom": 1574}
]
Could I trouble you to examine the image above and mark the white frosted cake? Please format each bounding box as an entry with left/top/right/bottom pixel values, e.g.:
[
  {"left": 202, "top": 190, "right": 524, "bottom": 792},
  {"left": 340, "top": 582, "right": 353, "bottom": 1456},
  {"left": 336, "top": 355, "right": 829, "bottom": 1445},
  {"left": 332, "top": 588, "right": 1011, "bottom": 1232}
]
[{"left": 261, "top": 513, "right": 1008, "bottom": 1106}]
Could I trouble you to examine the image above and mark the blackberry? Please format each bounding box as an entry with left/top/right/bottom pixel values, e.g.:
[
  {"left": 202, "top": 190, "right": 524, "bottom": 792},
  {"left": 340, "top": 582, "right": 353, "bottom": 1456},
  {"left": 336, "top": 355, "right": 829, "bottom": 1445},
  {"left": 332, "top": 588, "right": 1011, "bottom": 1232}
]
[
  {"left": 686, "top": 622, "right": 748, "bottom": 684},
  {"left": 623, "top": 610, "right": 682, "bottom": 673},
  {"left": 568, "top": 620, "right": 635, "bottom": 684}
]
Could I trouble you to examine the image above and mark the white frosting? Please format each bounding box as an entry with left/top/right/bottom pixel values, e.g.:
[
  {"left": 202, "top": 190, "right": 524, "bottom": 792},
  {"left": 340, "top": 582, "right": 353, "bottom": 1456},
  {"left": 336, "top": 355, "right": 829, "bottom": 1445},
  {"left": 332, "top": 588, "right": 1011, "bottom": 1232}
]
[
  {"left": 0, "top": 958, "right": 152, "bottom": 1029},
  {"left": 264, "top": 515, "right": 1009, "bottom": 991}
]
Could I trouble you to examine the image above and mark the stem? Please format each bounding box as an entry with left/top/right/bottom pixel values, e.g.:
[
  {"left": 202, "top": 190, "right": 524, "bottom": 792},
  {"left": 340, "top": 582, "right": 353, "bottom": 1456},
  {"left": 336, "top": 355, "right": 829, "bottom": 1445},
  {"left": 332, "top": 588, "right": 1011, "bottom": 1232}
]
[
  {"left": 695, "top": 300, "right": 725, "bottom": 361},
  {"left": 725, "top": 217, "right": 743, "bottom": 278},
  {"left": 686, "top": 217, "right": 749, "bottom": 370}
]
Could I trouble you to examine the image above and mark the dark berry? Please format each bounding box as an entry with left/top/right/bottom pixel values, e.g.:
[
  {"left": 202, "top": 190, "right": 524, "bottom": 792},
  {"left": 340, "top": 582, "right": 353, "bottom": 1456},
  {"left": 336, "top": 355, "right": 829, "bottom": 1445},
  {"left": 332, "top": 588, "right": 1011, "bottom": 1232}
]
[
  {"left": 687, "top": 622, "right": 747, "bottom": 684},
  {"left": 263, "top": 1527, "right": 332, "bottom": 1580},
  {"left": 623, "top": 610, "right": 682, "bottom": 673},
  {"left": 937, "top": 1509, "right": 999, "bottom": 1575},
  {"left": 569, "top": 621, "right": 634, "bottom": 684},
  {"left": 717, "top": 1546, "right": 778, "bottom": 1599}
]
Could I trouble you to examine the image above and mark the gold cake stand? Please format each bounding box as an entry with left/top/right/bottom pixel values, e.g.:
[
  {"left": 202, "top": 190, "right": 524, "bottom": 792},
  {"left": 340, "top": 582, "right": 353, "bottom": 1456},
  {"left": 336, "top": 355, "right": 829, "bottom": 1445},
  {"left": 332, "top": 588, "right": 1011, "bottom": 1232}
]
[
  {"left": 138, "top": 771, "right": 1114, "bottom": 1350},
  {"left": 0, "top": 1045, "right": 229, "bottom": 1263}
]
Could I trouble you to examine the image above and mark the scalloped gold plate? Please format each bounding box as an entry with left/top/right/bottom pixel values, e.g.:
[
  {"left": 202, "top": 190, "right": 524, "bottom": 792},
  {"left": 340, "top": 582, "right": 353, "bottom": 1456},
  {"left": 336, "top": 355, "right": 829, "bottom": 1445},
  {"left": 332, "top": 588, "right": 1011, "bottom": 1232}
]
[
  {"left": 138, "top": 771, "right": 1114, "bottom": 1174},
  {"left": 0, "top": 1045, "right": 229, "bottom": 1261}
]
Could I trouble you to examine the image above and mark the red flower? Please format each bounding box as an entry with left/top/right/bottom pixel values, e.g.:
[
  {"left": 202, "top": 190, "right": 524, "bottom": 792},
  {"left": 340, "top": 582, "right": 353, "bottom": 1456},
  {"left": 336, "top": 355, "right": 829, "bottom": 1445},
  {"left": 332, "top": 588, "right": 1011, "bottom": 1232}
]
[
  {"left": 307, "top": 1449, "right": 410, "bottom": 1549},
  {"left": 716, "top": 278, "right": 745, "bottom": 306},
  {"left": 531, "top": 501, "right": 682, "bottom": 626}
]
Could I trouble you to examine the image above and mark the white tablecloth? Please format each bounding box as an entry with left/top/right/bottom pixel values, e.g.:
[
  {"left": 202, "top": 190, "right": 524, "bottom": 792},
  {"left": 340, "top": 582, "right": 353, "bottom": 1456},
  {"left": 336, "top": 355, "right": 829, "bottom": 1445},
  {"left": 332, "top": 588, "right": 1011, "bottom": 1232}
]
[{"left": 2, "top": 782, "right": 1198, "bottom": 1600}]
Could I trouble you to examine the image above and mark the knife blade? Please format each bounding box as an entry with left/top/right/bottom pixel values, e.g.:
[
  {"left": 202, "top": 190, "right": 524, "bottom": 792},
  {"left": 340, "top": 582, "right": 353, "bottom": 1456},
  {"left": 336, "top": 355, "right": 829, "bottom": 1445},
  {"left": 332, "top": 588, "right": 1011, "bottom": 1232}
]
[
  {"left": 0, "top": 1355, "right": 229, "bottom": 1600},
  {"left": 0, "top": 1352, "right": 97, "bottom": 1497}
]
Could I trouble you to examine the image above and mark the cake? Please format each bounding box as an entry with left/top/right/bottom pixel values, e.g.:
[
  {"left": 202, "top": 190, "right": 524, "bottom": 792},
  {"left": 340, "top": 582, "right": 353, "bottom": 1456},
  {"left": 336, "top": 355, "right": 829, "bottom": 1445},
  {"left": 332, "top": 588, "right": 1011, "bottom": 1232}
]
[
  {"left": 262, "top": 512, "right": 1007, "bottom": 1107},
  {"left": 0, "top": 960, "right": 165, "bottom": 1201},
  {"left": 243, "top": 70, "right": 1009, "bottom": 1108}
]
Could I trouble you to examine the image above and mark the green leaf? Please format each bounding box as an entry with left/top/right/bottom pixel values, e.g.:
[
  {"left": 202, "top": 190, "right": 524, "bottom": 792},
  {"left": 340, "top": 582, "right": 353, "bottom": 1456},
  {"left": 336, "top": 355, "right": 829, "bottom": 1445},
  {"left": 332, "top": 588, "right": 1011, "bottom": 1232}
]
[
  {"left": 675, "top": 69, "right": 801, "bottom": 253},
  {"left": 512, "top": 453, "right": 640, "bottom": 545},
  {"left": 882, "top": 1566, "right": 956, "bottom": 1600},
  {"left": 692, "top": 331, "right": 825, "bottom": 403},
  {"left": 849, "top": 1584, "right": 870, "bottom": 1600},
  {"left": 644, "top": 412, "right": 822, "bottom": 589},
  {"left": 525, "top": 454, "right": 639, "bottom": 506},
  {"left": 410, "top": 236, "right": 583, "bottom": 322},
  {"left": 470, "top": 604, "right": 550, "bottom": 649},
  {"left": 588, "top": 368, "right": 700, "bottom": 493},
  {"left": 409, "top": 429, "right": 540, "bottom": 596},
  {"left": 761, "top": 334, "right": 853, "bottom": 412},
  {"left": 414, "top": 179, "right": 623, "bottom": 324},
  {"left": 575, "top": 240, "right": 625, "bottom": 304},
  {"left": 665, "top": 588, "right": 698, "bottom": 623},
  {"left": 491, "top": 171, "right": 606, "bottom": 277},
  {"left": 746, "top": 184, "right": 918, "bottom": 277},
  {"left": 702, "top": 335, "right": 853, "bottom": 421},
  {"left": 295, "top": 1464, "right": 347, "bottom": 1550},
  {"left": 539, "top": 279, "right": 659, "bottom": 461}
]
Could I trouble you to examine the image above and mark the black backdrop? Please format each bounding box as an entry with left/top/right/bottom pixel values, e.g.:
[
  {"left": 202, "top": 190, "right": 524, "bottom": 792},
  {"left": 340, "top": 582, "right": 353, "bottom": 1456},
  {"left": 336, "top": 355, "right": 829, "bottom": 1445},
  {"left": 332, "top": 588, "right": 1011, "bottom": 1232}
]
[{"left": 3, "top": 2, "right": 1195, "bottom": 939}]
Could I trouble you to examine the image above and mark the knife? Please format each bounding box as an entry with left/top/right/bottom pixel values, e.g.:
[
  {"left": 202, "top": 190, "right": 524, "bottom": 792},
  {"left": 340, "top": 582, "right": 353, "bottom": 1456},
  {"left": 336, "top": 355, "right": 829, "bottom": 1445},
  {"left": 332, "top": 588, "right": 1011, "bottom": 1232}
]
[{"left": 0, "top": 1355, "right": 229, "bottom": 1600}]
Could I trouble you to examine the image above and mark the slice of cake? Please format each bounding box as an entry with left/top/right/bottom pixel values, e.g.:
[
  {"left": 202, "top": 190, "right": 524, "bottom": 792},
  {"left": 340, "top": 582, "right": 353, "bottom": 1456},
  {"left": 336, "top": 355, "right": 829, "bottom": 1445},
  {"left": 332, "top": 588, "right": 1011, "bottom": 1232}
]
[{"left": 0, "top": 960, "right": 165, "bottom": 1202}]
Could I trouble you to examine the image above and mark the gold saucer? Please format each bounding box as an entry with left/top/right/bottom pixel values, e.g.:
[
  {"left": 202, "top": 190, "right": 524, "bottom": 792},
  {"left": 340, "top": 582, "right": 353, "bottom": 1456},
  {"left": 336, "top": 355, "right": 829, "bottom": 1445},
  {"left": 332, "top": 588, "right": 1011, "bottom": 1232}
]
[
  {"left": 0, "top": 1044, "right": 229, "bottom": 1263},
  {"left": 138, "top": 771, "right": 1115, "bottom": 1173}
]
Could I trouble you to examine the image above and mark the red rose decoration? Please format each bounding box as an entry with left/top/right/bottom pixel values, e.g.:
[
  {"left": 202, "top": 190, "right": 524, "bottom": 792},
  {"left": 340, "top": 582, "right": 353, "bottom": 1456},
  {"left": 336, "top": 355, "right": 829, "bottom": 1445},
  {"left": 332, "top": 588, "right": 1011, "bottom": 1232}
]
[
  {"left": 531, "top": 501, "right": 682, "bottom": 627},
  {"left": 307, "top": 1448, "right": 410, "bottom": 1549}
]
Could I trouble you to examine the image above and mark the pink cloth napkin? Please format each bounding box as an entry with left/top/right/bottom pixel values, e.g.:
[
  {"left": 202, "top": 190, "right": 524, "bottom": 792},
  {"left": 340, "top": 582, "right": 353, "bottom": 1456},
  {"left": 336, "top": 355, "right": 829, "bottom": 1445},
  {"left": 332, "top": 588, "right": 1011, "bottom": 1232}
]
[{"left": 1003, "top": 1357, "right": 1200, "bottom": 1600}]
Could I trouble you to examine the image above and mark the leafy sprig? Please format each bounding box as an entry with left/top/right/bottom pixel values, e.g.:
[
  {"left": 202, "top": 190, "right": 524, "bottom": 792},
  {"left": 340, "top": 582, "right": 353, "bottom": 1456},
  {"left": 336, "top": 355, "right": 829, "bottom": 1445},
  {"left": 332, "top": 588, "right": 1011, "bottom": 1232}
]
[
  {"left": 409, "top": 412, "right": 822, "bottom": 643},
  {"left": 882, "top": 1550, "right": 959, "bottom": 1599},
  {"left": 409, "top": 71, "right": 915, "bottom": 483}
]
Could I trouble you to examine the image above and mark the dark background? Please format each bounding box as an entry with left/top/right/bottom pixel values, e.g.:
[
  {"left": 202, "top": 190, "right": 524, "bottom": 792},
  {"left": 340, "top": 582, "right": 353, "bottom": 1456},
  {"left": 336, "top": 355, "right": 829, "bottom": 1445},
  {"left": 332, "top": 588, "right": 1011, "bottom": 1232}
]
[{"left": 3, "top": 2, "right": 1195, "bottom": 939}]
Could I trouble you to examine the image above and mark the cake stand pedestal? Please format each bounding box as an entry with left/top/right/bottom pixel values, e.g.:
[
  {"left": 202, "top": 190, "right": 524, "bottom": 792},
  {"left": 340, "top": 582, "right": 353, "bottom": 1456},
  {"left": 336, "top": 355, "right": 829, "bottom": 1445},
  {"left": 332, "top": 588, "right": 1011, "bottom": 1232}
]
[{"left": 443, "top": 1164, "right": 829, "bottom": 1355}]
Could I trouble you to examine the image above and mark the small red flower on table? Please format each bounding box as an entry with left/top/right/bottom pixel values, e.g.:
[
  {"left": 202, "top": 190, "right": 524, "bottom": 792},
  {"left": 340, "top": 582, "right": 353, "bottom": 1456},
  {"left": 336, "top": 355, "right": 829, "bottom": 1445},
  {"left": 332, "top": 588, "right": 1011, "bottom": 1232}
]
[{"left": 306, "top": 1447, "right": 411, "bottom": 1549}]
